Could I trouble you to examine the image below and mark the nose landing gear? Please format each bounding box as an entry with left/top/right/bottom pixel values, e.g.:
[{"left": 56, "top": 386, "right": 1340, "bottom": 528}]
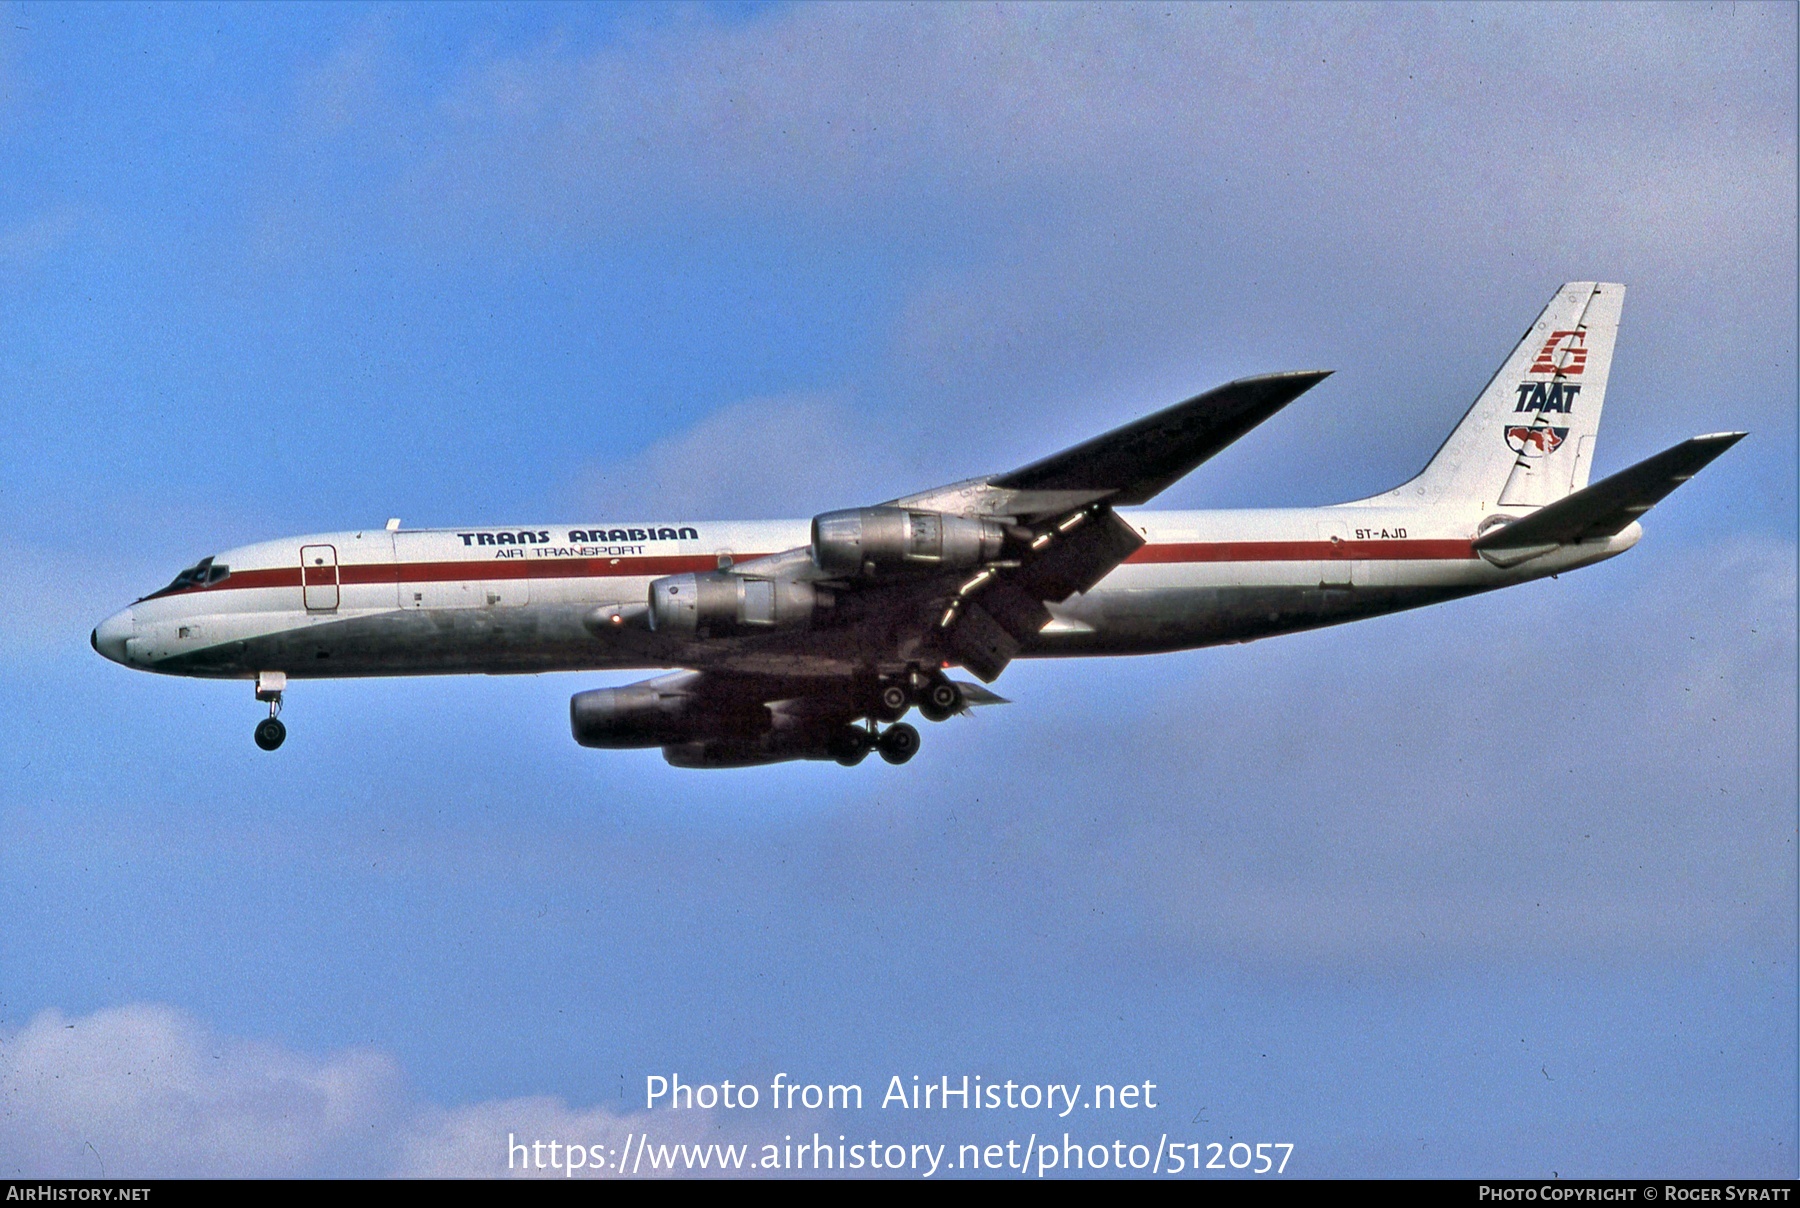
[{"left": 253, "top": 671, "right": 287, "bottom": 751}]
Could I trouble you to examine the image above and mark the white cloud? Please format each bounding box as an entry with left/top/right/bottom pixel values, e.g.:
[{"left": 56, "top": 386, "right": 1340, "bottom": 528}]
[
  {"left": 0, "top": 1003, "right": 707, "bottom": 1179},
  {"left": 240, "top": 5, "right": 1793, "bottom": 501},
  {"left": 397, "top": 1095, "right": 709, "bottom": 1179},
  {"left": 341, "top": 3, "right": 1792, "bottom": 479},
  {"left": 248, "top": 4, "right": 1790, "bottom": 287},
  {"left": 568, "top": 391, "right": 914, "bottom": 520},
  {"left": 0, "top": 1005, "right": 402, "bottom": 1177}
]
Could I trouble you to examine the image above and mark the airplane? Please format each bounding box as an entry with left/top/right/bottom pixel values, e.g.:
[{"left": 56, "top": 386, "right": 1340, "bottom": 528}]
[{"left": 91, "top": 282, "right": 1743, "bottom": 769}]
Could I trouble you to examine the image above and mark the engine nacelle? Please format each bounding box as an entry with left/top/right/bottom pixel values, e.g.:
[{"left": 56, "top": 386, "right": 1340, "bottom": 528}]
[
  {"left": 571, "top": 683, "right": 772, "bottom": 748},
  {"left": 661, "top": 724, "right": 851, "bottom": 769},
  {"left": 647, "top": 572, "right": 818, "bottom": 635},
  {"left": 570, "top": 683, "right": 690, "bottom": 748},
  {"left": 811, "top": 507, "right": 1006, "bottom": 577}
]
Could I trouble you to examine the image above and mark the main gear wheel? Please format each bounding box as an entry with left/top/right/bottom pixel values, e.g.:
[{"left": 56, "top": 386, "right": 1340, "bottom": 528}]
[{"left": 876, "top": 722, "right": 920, "bottom": 765}]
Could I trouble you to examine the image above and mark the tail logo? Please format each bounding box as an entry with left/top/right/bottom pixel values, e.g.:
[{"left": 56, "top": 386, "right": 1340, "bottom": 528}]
[
  {"left": 1505, "top": 425, "right": 1569, "bottom": 457},
  {"left": 1528, "top": 329, "right": 1587, "bottom": 376},
  {"left": 1514, "top": 381, "right": 1581, "bottom": 413}
]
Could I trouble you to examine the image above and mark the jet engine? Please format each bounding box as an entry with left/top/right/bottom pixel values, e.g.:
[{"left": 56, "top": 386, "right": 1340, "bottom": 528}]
[
  {"left": 811, "top": 507, "right": 1006, "bottom": 577},
  {"left": 646, "top": 572, "right": 818, "bottom": 634},
  {"left": 570, "top": 681, "right": 773, "bottom": 748},
  {"left": 569, "top": 681, "right": 693, "bottom": 747}
]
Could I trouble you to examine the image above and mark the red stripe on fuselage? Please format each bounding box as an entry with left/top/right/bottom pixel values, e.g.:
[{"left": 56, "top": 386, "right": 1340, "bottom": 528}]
[
  {"left": 1125, "top": 539, "right": 1475, "bottom": 564},
  {"left": 163, "top": 555, "right": 727, "bottom": 596},
  {"left": 153, "top": 539, "right": 1476, "bottom": 598}
]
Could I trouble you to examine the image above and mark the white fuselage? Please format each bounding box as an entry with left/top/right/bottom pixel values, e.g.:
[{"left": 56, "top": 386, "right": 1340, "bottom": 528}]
[{"left": 93, "top": 503, "right": 1638, "bottom": 682}]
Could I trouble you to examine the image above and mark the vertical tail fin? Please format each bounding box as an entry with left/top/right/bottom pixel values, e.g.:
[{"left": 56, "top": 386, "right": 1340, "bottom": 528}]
[{"left": 1382, "top": 282, "right": 1624, "bottom": 511}]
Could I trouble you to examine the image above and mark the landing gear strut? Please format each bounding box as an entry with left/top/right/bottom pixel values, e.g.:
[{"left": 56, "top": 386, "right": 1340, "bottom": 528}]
[{"left": 253, "top": 671, "right": 287, "bottom": 751}]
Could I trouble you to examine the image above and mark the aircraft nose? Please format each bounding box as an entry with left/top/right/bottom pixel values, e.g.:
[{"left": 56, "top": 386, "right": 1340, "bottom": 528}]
[{"left": 93, "top": 609, "right": 134, "bottom": 664}]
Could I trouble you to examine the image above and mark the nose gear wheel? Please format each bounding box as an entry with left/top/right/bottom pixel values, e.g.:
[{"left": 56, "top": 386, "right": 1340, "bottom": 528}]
[{"left": 254, "top": 717, "right": 286, "bottom": 751}]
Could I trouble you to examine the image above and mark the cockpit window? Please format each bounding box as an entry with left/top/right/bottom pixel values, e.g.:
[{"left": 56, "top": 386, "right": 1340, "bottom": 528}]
[{"left": 155, "top": 556, "right": 230, "bottom": 596}]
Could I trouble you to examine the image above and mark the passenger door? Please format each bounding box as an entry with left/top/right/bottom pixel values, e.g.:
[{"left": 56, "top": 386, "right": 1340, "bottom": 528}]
[{"left": 301, "top": 544, "right": 340, "bottom": 611}]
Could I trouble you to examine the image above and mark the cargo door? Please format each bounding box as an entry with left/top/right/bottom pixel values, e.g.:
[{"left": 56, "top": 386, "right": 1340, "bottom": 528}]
[{"left": 301, "top": 544, "right": 340, "bottom": 611}]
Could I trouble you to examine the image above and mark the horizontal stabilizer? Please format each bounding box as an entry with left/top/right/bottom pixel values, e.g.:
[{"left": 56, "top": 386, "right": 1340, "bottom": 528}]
[
  {"left": 990, "top": 371, "right": 1331, "bottom": 506},
  {"left": 1474, "top": 432, "right": 1745, "bottom": 551}
]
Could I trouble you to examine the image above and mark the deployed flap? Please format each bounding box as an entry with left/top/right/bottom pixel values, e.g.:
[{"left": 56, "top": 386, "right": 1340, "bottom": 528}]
[
  {"left": 990, "top": 371, "right": 1331, "bottom": 506},
  {"left": 943, "top": 508, "right": 1145, "bottom": 681},
  {"left": 1475, "top": 432, "right": 1745, "bottom": 551},
  {"left": 946, "top": 602, "right": 1020, "bottom": 682},
  {"left": 1007, "top": 507, "right": 1146, "bottom": 600}
]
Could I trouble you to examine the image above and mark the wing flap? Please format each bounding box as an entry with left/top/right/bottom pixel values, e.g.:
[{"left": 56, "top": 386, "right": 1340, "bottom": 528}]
[
  {"left": 947, "top": 602, "right": 1021, "bottom": 682},
  {"left": 942, "top": 508, "right": 1146, "bottom": 681},
  {"left": 1009, "top": 508, "right": 1147, "bottom": 600},
  {"left": 975, "top": 578, "right": 1056, "bottom": 643}
]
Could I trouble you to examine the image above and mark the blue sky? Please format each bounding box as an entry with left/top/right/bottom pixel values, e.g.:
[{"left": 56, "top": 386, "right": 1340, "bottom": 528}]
[{"left": 0, "top": 2, "right": 1792, "bottom": 1178}]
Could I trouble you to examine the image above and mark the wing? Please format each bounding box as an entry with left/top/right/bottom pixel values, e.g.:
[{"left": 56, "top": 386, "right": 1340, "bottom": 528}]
[
  {"left": 890, "top": 370, "right": 1331, "bottom": 519},
  {"left": 599, "top": 371, "right": 1329, "bottom": 764},
  {"left": 893, "top": 370, "right": 1329, "bottom": 678},
  {"left": 728, "top": 370, "right": 1332, "bottom": 682}
]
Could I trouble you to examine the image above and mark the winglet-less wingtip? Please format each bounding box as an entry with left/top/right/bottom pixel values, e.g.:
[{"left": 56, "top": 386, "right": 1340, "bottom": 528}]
[{"left": 988, "top": 369, "right": 1334, "bottom": 507}]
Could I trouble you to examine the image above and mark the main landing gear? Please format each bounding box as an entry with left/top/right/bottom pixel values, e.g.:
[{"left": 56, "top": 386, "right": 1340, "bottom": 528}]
[
  {"left": 917, "top": 676, "right": 963, "bottom": 723},
  {"left": 253, "top": 671, "right": 287, "bottom": 751},
  {"left": 877, "top": 722, "right": 920, "bottom": 764},
  {"left": 871, "top": 670, "right": 965, "bottom": 725},
  {"left": 835, "top": 669, "right": 965, "bottom": 767},
  {"left": 828, "top": 720, "right": 921, "bottom": 767}
]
